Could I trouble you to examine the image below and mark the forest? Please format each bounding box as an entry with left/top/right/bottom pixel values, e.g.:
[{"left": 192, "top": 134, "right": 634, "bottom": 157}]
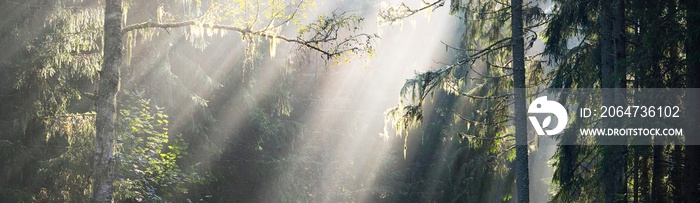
[{"left": 0, "top": 0, "right": 698, "bottom": 202}]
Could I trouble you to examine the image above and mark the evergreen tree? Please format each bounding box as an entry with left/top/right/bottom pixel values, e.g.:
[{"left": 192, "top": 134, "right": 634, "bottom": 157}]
[{"left": 382, "top": 0, "right": 545, "bottom": 202}]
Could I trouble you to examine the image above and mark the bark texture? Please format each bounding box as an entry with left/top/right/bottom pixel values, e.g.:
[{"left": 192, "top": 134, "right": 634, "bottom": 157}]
[
  {"left": 599, "top": 0, "right": 626, "bottom": 202},
  {"left": 684, "top": 0, "right": 700, "bottom": 201},
  {"left": 93, "top": 0, "right": 122, "bottom": 202},
  {"left": 511, "top": 0, "right": 529, "bottom": 202}
]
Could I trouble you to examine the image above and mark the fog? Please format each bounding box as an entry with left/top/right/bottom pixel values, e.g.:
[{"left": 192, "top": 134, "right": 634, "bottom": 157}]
[{"left": 0, "top": 0, "right": 555, "bottom": 201}]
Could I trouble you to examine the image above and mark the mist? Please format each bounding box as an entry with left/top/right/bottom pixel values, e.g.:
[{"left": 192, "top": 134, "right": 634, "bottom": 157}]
[{"left": 5, "top": 0, "right": 693, "bottom": 202}]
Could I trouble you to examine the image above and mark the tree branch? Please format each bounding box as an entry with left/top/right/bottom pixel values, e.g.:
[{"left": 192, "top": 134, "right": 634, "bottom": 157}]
[
  {"left": 379, "top": 0, "right": 445, "bottom": 23},
  {"left": 121, "top": 19, "right": 357, "bottom": 59}
]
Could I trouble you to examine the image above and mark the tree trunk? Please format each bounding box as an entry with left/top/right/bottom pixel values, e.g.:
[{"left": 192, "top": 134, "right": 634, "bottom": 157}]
[
  {"left": 613, "top": 0, "right": 626, "bottom": 89},
  {"left": 612, "top": 2, "right": 627, "bottom": 199},
  {"left": 670, "top": 145, "right": 684, "bottom": 202},
  {"left": 599, "top": 0, "right": 626, "bottom": 201},
  {"left": 511, "top": 0, "right": 529, "bottom": 202},
  {"left": 684, "top": 0, "right": 700, "bottom": 200},
  {"left": 643, "top": 0, "right": 666, "bottom": 200},
  {"left": 633, "top": 153, "right": 638, "bottom": 203},
  {"left": 640, "top": 150, "right": 651, "bottom": 202},
  {"left": 651, "top": 145, "right": 665, "bottom": 202},
  {"left": 93, "top": 0, "right": 122, "bottom": 202}
]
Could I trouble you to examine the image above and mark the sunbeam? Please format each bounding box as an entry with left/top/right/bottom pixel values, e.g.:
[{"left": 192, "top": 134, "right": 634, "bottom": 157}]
[{"left": 3, "top": 0, "right": 695, "bottom": 202}]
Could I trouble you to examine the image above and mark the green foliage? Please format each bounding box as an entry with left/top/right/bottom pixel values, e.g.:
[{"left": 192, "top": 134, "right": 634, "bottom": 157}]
[
  {"left": 0, "top": 1, "right": 101, "bottom": 201},
  {"left": 0, "top": 93, "right": 204, "bottom": 202},
  {"left": 544, "top": 0, "right": 691, "bottom": 201},
  {"left": 30, "top": 113, "right": 95, "bottom": 202},
  {"left": 381, "top": 0, "right": 547, "bottom": 201},
  {"left": 297, "top": 11, "right": 377, "bottom": 60},
  {"left": 3, "top": 1, "right": 102, "bottom": 119},
  {"left": 542, "top": 2, "right": 606, "bottom": 198},
  {"left": 384, "top": 0, "right": 546, "bottom": 152},
  {"left": 114, "top": 91, "right": 205, "bottom": 202},
  {"left": 205, "top": 0, "right": 315, "bottom": 29}
]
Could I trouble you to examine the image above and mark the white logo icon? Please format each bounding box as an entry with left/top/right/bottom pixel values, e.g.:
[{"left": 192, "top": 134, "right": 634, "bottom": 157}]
[{"left": 528, "top": 96, "right": 568, "bottom": 136}]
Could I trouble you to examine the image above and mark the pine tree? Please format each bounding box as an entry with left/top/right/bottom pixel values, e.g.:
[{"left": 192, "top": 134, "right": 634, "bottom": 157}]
[
  {"left": 545, "top": 0, "right": 693, "bottom": 201},
  {"left": 383, "top": 0, "right": 545, "bottom": 202}
]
